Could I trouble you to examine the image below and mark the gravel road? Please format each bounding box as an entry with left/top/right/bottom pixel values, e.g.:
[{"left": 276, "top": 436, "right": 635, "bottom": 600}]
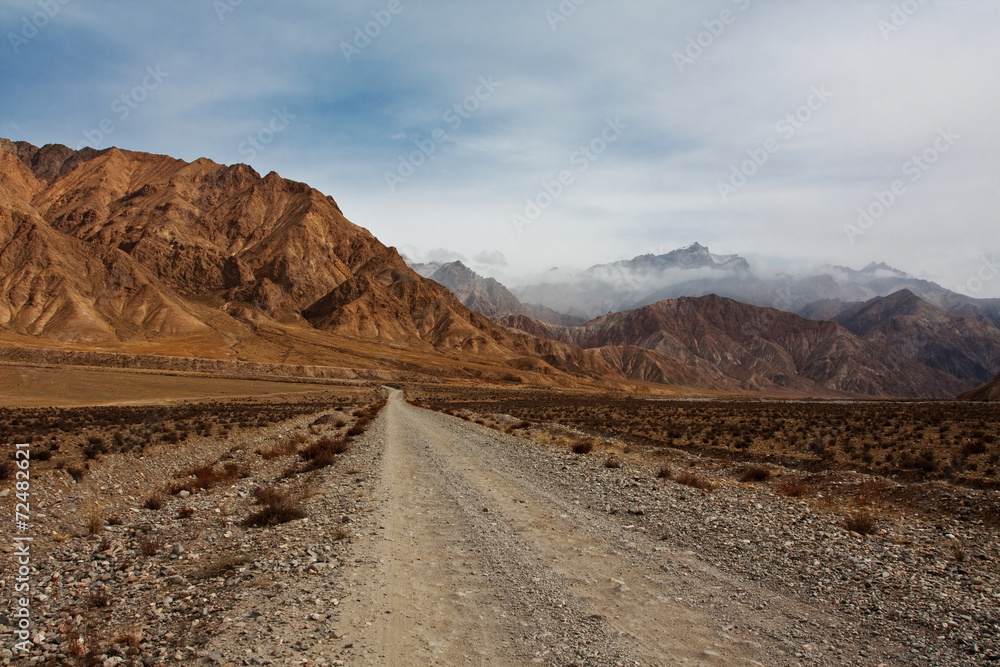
[{"left": 339, "top": 391, "right": 799, "bottom": 666}]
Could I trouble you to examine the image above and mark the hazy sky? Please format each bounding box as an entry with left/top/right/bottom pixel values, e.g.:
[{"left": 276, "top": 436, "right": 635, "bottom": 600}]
[{"left": 2, "top": 0, "right": 998, "bottom": 296}]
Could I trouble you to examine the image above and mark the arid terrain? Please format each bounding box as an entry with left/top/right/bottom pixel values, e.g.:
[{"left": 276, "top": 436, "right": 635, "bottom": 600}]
[
  {"left": 1, "top": 139, "right": 999, "bottom": 665},
  {"left": 2, "top": 385, "right": 999, "bottom": 665}
]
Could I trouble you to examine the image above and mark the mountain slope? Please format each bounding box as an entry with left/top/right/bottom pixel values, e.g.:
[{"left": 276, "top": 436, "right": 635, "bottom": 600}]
[
  {"left": 0, "top": 139, "right": 643, "bottom": 388},
  {"left": 960, "top": 373, "right": 1000, "bottom": 401},
  {"left": 406, "top": 258, "right": 585, "bottom": 326},
  {"left": 0, "top": 150, "right": 211, "bottom": 344},
  {"left": 833, "top": 290, "right": 1000, "bottom": 386},
  {"left": 502, "top": 295, "right": 968, "bottom": 398}
]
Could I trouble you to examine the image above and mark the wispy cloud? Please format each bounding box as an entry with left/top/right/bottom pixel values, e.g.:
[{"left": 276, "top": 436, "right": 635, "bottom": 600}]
[{"left": 2, "top": 0, "right": 998, "bottom": 296}]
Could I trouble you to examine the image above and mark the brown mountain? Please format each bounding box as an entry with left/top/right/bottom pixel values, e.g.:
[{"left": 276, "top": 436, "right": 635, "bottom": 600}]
[
  {"left": 833, "top": 290, "right": 1000, "bottom": 387},
  {"left": 0, "top": 139, "right": 635, "bottom": 387},
  {"left": 501, "top": 295, "right": 969, "bottom": 398},
  {"left": 960, "top": 373, "right": 1000, "bottom": 401}
]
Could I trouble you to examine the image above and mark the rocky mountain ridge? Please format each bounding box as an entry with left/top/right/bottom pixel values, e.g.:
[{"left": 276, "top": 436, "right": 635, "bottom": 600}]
[{"left": 501, "top": 295, "right": 972, "bottom": 399}]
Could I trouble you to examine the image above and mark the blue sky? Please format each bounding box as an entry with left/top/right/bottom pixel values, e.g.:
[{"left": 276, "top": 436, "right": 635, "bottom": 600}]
[{"left": 2, "top": 0, "right": 998, "bottom": 296}]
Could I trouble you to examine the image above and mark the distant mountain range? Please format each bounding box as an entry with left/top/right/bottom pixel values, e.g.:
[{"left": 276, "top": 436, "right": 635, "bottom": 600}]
[
  {"left": 507, "top": 243, "right": 1000, "bottom": 328},
  {"left": 409, "top": 251, "right": 1000, "bottom": 397},
  {"left": 406, "top": 259, "right": 585, "bottom": 325},
  {"left": 2, "top": 136, "right": 995, "bottom": 400}
]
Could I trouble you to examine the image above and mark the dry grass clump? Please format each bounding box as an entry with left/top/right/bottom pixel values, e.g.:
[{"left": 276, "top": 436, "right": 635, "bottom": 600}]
[
  {"left": 177, "top": 506, "right": 195, "bottom": 519},
  {"left": 843, "top": 509, "right": 879, "bottom": 536},
  {"left": 738, "top": 466, "right": 771, "bottom": 483},
  {"left": 87, "top": 587, "right": 111, "bottom": 609},
  {"left": 571, "top": 441, "right": 594, "bottom": 455},
  {"left": 948, "top": 539, "right": 966, "bottom": 563},
  {"left": 299, "top": 436, "right": 349, "bottom": 469},
  {"left": 143, "top": 491, "right": 164, "bottom": 511},
  {"left": 675, "top": 472, "right": 712, "bottom": 491},
  {"left": 0, "top": 459, "right": 11, "bottom": 481},
  {"left": 243, "top": 486, "right": 307, "bottom": 528},
  {"left": 656, "top": 464, "right": 673, "bottom": 480},
  {"left": 259, "top": 439, "right": 299, "bottom": 460},
  {"left": 774, "top": 477, "right": 808, "bottom": 498},
  {"left": 85, "top": 505, "right": 103, "bottom": 536},
  {"left": 169, "top": 462, "right": 243, "bottom": 495},
  {"left": 604, "top": 456, "right": 623, "bottom": 469}
]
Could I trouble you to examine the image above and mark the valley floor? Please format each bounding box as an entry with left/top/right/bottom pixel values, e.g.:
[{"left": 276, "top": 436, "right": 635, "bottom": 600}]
[{"left": 3, "top": 390, "right": 997, "bottom": 665}]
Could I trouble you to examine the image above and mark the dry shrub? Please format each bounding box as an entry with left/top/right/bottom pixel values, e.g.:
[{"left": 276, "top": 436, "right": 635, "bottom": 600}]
[
  {"left": 177, "top": 506, "right": 195, "bottom": 519},
  {"left": 604, "top": 456, "right": 623, "bottom": 469},
  {"left": 0, "top": 460, "right": 11, "bottom": 481},
  {"left": 843, "top": 510, "right": 879, "bottom": 535},
  {"left": 143, "top": 492, "right": 164, "bottom": 511},
  {"left": 948, "top": 539, "right": 966, "bottom": 562},
  {"left": 259, "top": 439, "right": 298, "bottom": 460},
  {"left": 572, "top": 441, "right": 594, "bottom": 455},
  {"left": 656, "top": 464, "right": 673, "bottom": 480},
  {"left": 244, "top": 486, "right": 306, "bottom": 528},
  {"left": 59, "top": 616, "right": 107, "bottom": 663},
  {"left": 87, "top": 587, "right": 110, "bottom": 609},
  {"left": 66, "top": 465, "right": 86, "bottom": 482},
  {"left": 299, "top": 436, "right": 349, "bottom": 469},
  {"left": 774, "top": 478, "right": 808, "bottom": 498},
  {"left": 86, "top": 505, "right": 103, "bottom": 536},
  {"left": 739, "top": 466, "right": 771, "bottom": 483},
  {"left": 170, "top": 462, "right": 242, "bottom": 495},
  {"left": 138, "top": 536, "right": 161, "bottom": 556},
  {"left": 675, "top": 472, "right": 712, "bottom": 491}
]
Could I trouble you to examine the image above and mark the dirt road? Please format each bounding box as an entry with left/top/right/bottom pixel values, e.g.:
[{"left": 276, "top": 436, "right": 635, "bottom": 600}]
[{"left": 340, "top": 391, "right": 787, "bottom": 665}]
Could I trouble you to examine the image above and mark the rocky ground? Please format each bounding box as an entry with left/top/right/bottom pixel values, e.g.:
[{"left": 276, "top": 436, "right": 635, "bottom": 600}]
[
  {"left": 2, "top": 389, "right": 998, "bottom": 665},
  {"left": 0, "top": 391, "right": 379, "bottom": 666}
]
